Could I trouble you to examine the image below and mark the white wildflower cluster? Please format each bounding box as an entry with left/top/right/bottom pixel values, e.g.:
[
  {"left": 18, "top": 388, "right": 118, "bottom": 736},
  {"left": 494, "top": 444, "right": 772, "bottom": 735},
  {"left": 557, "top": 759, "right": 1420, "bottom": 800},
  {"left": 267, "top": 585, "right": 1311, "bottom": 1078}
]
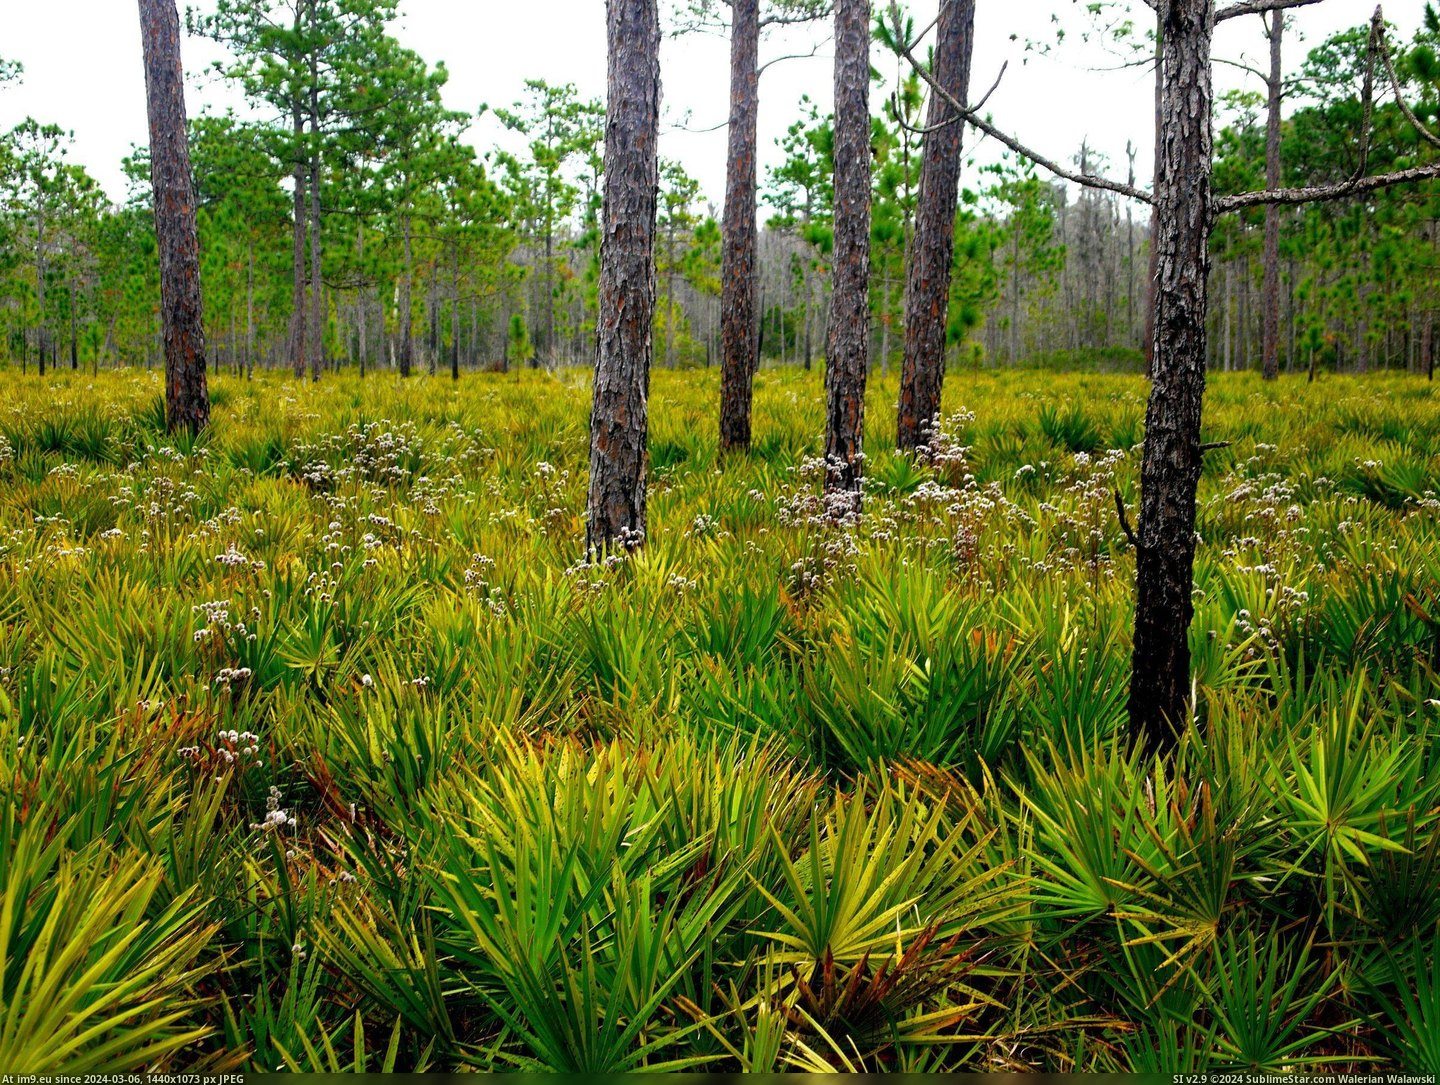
[
  {"left": 109, "top": 470, "right": 203, "bottom": 529},
  {"left": 251, "top": 785, "right": 296, "bottom": 832},
  {"left": 179, "top": 728, "right": 263, "bottom": 773},
  {"left": 215, "top": 545, "right": 265, "bottom": 572},
  {"left": 464, "top": 553, "right": 508, "bottom": 614},
  {"left": 214, "top": 666, "right": 254, "bottom": 688},
  {"left": 192, "top": 599, "right": 260, "bottom": 648},
  {"left": 291, "top": 420, "right": 430, "bottom": 495},
  {"left": 687, "top": 513, "right": 729, "bottom": 540},
  {"left": 530, "top": 460, "right": 576, "bottom": 534}
]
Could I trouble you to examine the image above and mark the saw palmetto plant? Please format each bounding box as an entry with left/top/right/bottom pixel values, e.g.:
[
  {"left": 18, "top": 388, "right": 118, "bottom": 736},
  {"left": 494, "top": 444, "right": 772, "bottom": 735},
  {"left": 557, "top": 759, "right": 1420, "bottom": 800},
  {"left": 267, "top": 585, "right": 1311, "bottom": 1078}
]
[{"left": 3, "top": 367, "right": 1439, "bottom": 1071}]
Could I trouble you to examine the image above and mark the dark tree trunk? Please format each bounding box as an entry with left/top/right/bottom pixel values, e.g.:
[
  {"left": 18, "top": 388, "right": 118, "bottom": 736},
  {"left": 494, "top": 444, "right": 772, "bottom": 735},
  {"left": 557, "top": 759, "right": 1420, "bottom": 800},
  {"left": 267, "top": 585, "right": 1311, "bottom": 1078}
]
[
  {"left": 823, "top": 0, "right": 871, "bottom": 511},
  {"left": 896, "top": 0, "right": 975, "bottom": 451},
  {"left": 307, "top": 12, "right": 324, "bottom": 384},
  {"left": 1128, "top": 0, "right": 1213, "bottom": 749},
  {"left": 1261, "top": 8, "right": 1283, "bottom": 381},
  {"left": 451, "top": 249, "right": 461, "bottom": 381},
  {"left": 139, "top": 0, "right": 209, "bottom": 435},
  {"left": 1143, "top": 6, "right": 1163, "bottom": 379},
  {"left": 35, "top": 212, "right": 49, "bottom": 375},
  {"left": 718, "top": 0, "right": 760, "bottom": 453},
  {"left": 289, "top": 99, "right": 307, "bottom": 379},
  {"left": 246, "top": 240, "right": 255, "bottom": 378},
  {"left": 68, "top": 279, "right": 78, "bottom": 370},
  {"left": 398, "top": 210, "right": 414, "bottom": 377},
  {"left": 586, "top": 0, "right": 660, "bottom": 556}
]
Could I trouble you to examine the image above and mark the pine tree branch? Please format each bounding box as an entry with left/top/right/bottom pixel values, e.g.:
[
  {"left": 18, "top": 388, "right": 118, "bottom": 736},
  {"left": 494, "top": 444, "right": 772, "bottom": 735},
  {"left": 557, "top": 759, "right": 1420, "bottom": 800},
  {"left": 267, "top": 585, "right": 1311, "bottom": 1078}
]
[
  {"left": 1114, "top": 488, "right": 1141, "bottom": 550},
  {"left": 1216, "top": 162, "right": 1440, "bottom": 212},
  {"left": 1215, "top": 0, "right": 1323, "bottom": 24},
  {"left": 885, "top": 1, "right": 1153, "bottom": 204},
  {"left": 1376, "top": 4, "right": 1440, "bottom": 152},
  {"left": 1218, "top": 5, "right": 1440, "bottom": 211},
  {"left": 895, "top": 61, "right": 1006, "bottom": 136}
]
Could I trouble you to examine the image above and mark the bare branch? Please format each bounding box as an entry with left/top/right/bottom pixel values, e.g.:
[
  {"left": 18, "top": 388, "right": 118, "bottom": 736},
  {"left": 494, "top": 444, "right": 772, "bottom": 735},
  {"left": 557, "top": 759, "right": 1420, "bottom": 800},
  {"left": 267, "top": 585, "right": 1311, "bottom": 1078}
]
[
  {"left": 1215, "top": 0, "right": 1323, "bottom": 24},
  {"left": 1216, "top": 162, "right": 1440, "bottom": 212},
  {"left": 885, "top": 2, "right": 1152, "bottom": 204},
  {"left": 1220, "top": 2, "right": 1440, "bottom": 213},
  {"left": 1212, "top": 55, "right": 1273, "bottom": 82},
  {"left": 1376, "top": 4, "right": 1440, "bottom": 151},
  {"left": 1354, "top": 9, "right": 1380, "bottom": 178},
  {"left": 758, "top": 37, "right": 828, "bottom": 75},
  {"left": 1115, "top": 488, "right": 1141, "bottom": 550},
  {"left": 896, "top": 61, "right": 1006, "bottom": 137}
]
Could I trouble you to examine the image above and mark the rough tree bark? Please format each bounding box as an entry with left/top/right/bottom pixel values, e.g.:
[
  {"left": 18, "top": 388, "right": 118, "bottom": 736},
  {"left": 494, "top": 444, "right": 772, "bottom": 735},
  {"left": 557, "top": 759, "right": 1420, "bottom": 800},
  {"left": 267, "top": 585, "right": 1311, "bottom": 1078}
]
[
  {"left": 1261, "top": 8, "right": 1283, "bottom": 380},
  {"left": 1144, "top": 6, "right": 1163, "bottom": 379},
  {"left": 1128, "top": 0, "right": 1213, "bottom": 748},
  {"left": 307, "top": 0, "right": 324, "bottom": 383},
  {"left": 823, "top": 0, "right": 871, "bottom": 509},
  {"left": 586, "top": 0, "right": 661, "bottom": 555},
  {"left": 718, "top": 0, "right": 760, "bottom": 452},
  {"left": 398, "top": 210, "right": 414, "bottom": 377},
  {"left": 139, "top": 0, "right": 209, "bottom": 435},
  {"left": 289, "top": 98, "right": 308, "bottom": 379},
  {"left": 896, "top": 0, "right": 976, "bottom": 452}
]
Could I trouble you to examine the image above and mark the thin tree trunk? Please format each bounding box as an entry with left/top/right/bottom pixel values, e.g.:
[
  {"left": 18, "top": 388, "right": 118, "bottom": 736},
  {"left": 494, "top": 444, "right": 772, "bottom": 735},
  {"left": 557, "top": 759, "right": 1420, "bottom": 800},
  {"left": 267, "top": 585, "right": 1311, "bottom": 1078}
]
[
  {"left": 1127, "top": 141, "right": 1137, "bottom": 346},
  {"left": 246, "top": 239, "right": 255, "bottom": 378},
  {"left": 718, "top": 0, "right": 760, "bottom": 452},
  {"left": 586, "top": 0, "right": 660, "bottom": 555},
  {"left": 68, "top": 278, "right": 78, "bottom": 370},
  {"left": 1128, "top": 0, "right": 1212, "bottom": 748},
  {"left": 823, "top": 0, "right": 871, "bottom": 510},
  {"left": 1261, "top": 10, "right": 1283, "bottom": 380},
  {"left": 289, "top": 98, "right": 307, "bottom": 378},
  {"left": 35, "top": 211, "right": 48, "bottom": 375},
  {"left": 1143, "top": 5, "right": 1163, "bottom": 379},
  {"left": 139, "top": 0, "right": 209, "bottom": 434},
  {"left": 666, "top": 216, "right": 677, "bottom": 368},
  {"left": 306, "top": 0, "right": 323, "bottom": 381},
  {"left": 399, "top": 210, "right": 414, "bottom": 377},
  {"left": 897, "top": 0, "right": 975, "bottom": 450},
  {"left": 451, "top": 246, "right": 461, "bottom": 381}
]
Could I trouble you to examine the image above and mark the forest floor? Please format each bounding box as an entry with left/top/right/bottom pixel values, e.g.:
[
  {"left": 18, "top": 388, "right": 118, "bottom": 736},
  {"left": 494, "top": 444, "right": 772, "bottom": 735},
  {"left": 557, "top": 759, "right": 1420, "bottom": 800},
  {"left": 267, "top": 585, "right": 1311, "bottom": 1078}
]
[{"left": 4, "top": 366, "right": 1440, "bottom": 1072}]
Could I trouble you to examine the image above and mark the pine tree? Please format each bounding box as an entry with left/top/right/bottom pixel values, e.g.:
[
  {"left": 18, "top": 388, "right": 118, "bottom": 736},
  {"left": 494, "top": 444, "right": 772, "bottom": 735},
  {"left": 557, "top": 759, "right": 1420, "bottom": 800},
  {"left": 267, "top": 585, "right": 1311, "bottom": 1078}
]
[
  {"left": 139, "top": 0, "right": 209, "bottom": 434},
  {"left": 822, "top": 0, "right": 871, "bottom": 511},
  {"left": 586, "top": 0, "right": 661, "bottom": 555},
  {"left": 896, "top": 0, "right": 975, "bottom": 451}
]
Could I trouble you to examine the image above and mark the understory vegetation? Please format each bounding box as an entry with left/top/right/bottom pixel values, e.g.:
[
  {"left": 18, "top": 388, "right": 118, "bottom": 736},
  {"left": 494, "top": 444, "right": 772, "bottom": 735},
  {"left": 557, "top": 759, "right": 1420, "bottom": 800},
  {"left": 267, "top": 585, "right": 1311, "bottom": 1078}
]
[{"left": 4, "top": 367, "right": 1440, "bottom": 1072}]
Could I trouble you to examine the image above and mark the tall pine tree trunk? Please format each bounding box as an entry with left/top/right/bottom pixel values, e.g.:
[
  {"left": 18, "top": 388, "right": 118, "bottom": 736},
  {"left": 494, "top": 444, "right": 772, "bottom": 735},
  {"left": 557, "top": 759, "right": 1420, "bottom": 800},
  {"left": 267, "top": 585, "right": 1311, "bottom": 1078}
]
[
  {"left": 399, "top": 209, "right": 414, "bottom": 377},
  {"left": 289, "top": 99, "right": 307, "bottom": 379},
  {"left": 718, "top": 0, "right": 760, "bottom": 452},
  {"left": 139, "top": 0, "right": 209, "bottom": 434},
  {"left": 1143, "top": 6, "right": 1163, "bottom": 379},
  {"left": 307, "top": 33, "right": 324, "bottom": 383},
  {"left": 35, "top": 213, "right": 48, "bottom": 375},
  {"left": 1261, "top": 8, "right": 1283, "bottom": 380},
  {"left": 246, "top": 240, "right": 254, "bottom": 378},
  {"left": 586, "top": 0, "right": 660, "bottom": 555},
  {"left": 897, "top": 0, "right": 975, "bottom": 451},
  {"left": 823, "top": 0, "right": 871, "bottom": 511},
  {"left": 1128, "top": 0, "right": 1213, "bottom": 748}
]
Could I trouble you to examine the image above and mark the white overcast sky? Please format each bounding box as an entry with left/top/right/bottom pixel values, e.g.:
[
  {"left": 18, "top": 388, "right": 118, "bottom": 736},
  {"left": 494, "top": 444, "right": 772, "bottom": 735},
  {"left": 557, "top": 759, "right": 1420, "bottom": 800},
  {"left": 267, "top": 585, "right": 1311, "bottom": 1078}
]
[{"left": 0, "top": 0, "right": 1423, "bottom": 213}]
